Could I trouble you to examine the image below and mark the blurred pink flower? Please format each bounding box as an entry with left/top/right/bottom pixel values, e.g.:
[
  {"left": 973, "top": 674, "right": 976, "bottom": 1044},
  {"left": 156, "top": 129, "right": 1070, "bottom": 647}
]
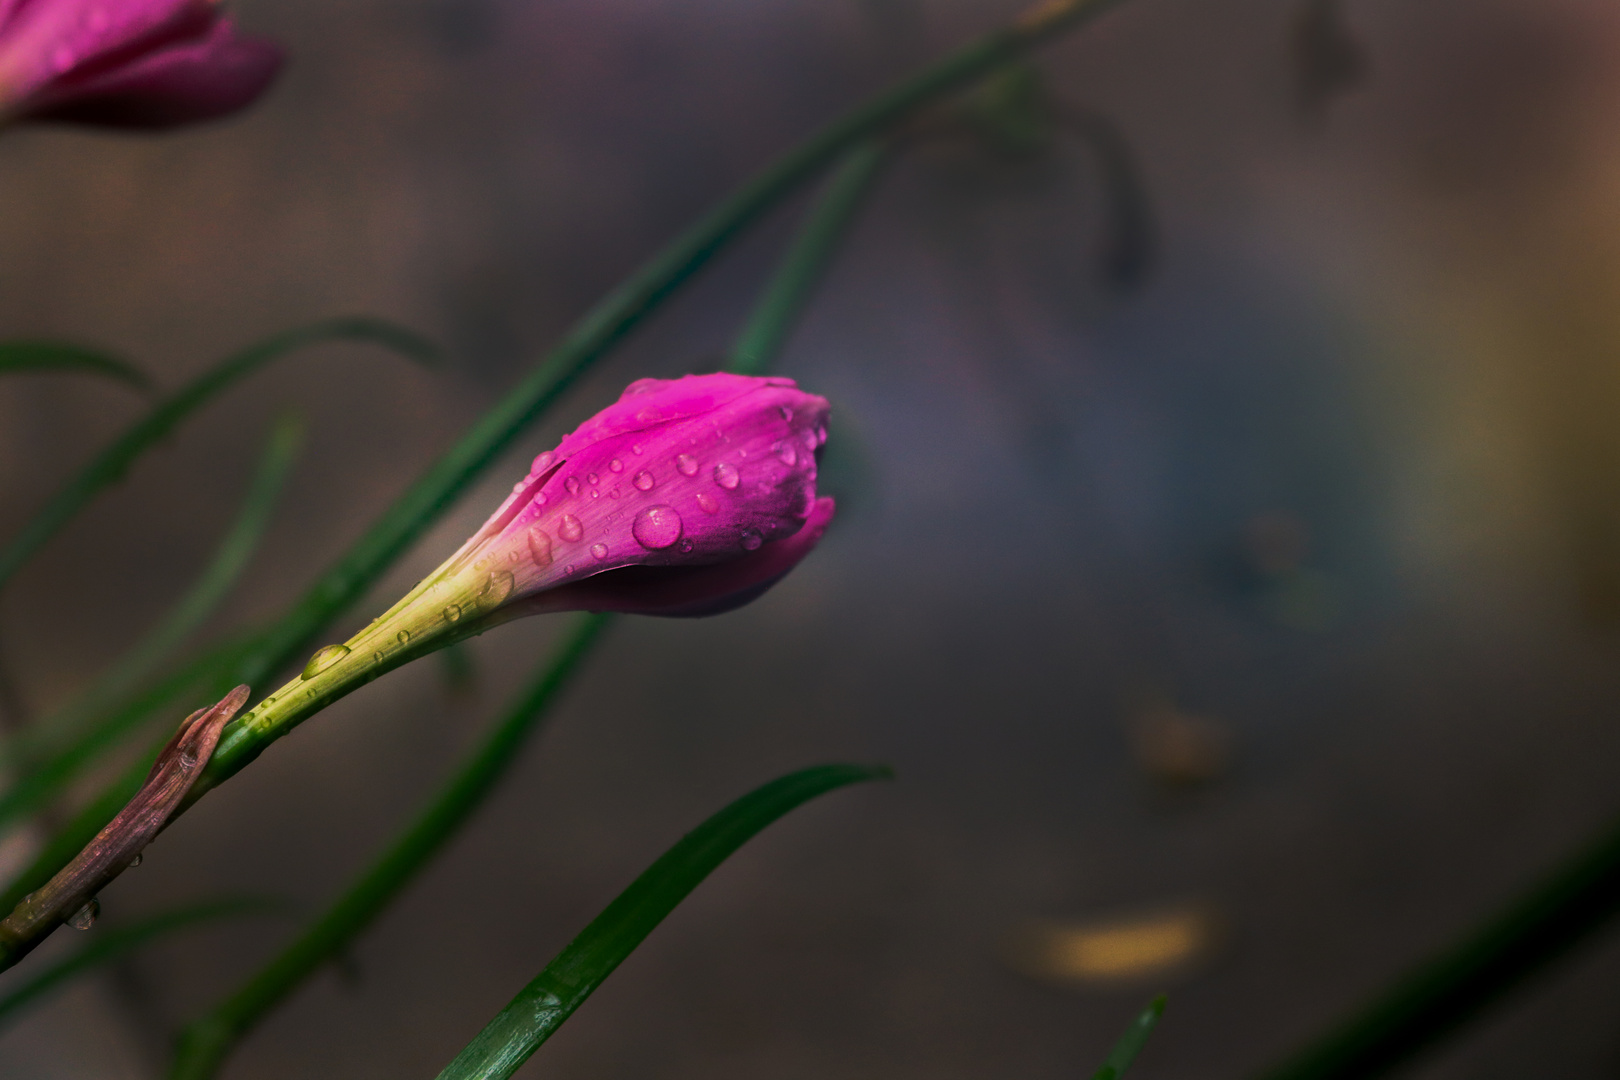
[
  {"left": 435, "top": 372, "right": 834, "bottom": 625},
  {"left": 0, "top": 0, "right": 282, "bottom": 129}
]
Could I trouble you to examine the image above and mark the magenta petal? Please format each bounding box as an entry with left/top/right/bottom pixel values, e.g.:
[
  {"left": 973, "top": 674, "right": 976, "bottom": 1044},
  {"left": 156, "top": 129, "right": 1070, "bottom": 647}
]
[
  {"left": 22, "top": 18, "right": 282, "bottom": 127},
  {"left": 531, "top": 497, "right": 836, "bottom": 618}
]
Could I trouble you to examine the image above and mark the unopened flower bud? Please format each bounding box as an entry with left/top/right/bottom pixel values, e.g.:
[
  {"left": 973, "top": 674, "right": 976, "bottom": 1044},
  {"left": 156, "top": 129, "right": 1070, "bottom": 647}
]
[{"left": 0, "top": 0, "right": 283, "bottom": 129}]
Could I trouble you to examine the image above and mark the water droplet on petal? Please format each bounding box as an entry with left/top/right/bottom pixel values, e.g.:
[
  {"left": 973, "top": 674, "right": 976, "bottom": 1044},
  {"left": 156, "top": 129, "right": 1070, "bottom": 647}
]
[
  {"left": 508, "top": 549, "right": 522, "bottom": 563},
  {"left": 444, "top": 604, "right": 462, "bottom": 623},
  {"left": 591, "top": 543, "right": 609, "bottom": 560},
  {"left": 373, "top": 651, "right": 384, "bottom": 663},
  {"left": 513, "top": 479, "right": 527, "bottom": 493},
  {"left": 534, "top": 450, "right": 556, "bottom": 472},
  {"left": 563, "top": 564, "right": 574, "bottom": 575},
  {"left": 816, "top": 426, "right": 828, "bottom": 446},
  {"left": 740, "top": 530, "right": 764, "bottom": 551},
  {"left": 633, "top": 505, "right": 684, "bottom": 549},
  {"left": 302, "top": 644, "right": 350, "bottom": 680},
  {"left": 695, "top": 491, "right": 718, "bottom": 514},
  {"left": 714, "top": 462, "right": 740, "bottom": 490},
  {"left": 180, "top": 750, "right": 198, "bottom": 769},
  {"left": 128, "top": 854, "right": 142, "bottom": 868},
  {"left": 587, "top": 473, "right": 599, "bottom": 485},
  {"left": 609, "top": 459, "right": 624, "bottom": 472},
  {"left": 676, "top": 453, "right": 698, "bottom": 476},
  {"left": 559, "top": 515, "right": 583, "bottom": 542},
  {"left": 634, "top": 470, "right": 655, "bottom": 491},
  {"left": 632, "top": 444, "right": 643, "bottom": 455},
  {"left": 590, "top": 489, "right": 600, "bottom": 499},
  {"left": 779, "top": 405, "right": 794, "bottom": 421},
  {"left": 69, "top": 898, "right": 99, "bottom": 930},
  {"left": 528, "top": 527, "right": 553, "bottom": 566},
  {"left": 680, "top": 540, "right": 695, "bottom": 553},
  {"left": 397, "top": 630, "right": 411, "bottom": 646},
  {"left": 803, "top": 430, "right": 819, "bottom": 451},
  {"left": 481, "top": 571, "right": 515, "bottom": 607},
  {"left": 565, "top": 476, "right": 581, "bottom": 494}
]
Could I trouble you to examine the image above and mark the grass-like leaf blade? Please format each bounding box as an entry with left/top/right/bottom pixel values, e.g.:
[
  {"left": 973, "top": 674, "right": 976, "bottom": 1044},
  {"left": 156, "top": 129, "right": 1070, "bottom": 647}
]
[
  {"left": 169, "top": 614, "right": 613, "bottom": 1080},
  {"left": 0, "top": 342, "right": 152, "bottom": 391},
  {"left": 1091, "top": 995, "right": 1166, "bottom": 1080},
  {"left": 0, "top": 417, "right": 302, "bottom": 833},
  {"left": 0, "top": 317, "right": 437, "bottom": 595},
  {"left": 729, "top": 141, "right": 888, "bottom": 375},
  {"left": 0, "top": 897, "right": 284, "bottom": 1029},
  {"left": 436, "top": 763, "right": 890, "bottom": 1080}
]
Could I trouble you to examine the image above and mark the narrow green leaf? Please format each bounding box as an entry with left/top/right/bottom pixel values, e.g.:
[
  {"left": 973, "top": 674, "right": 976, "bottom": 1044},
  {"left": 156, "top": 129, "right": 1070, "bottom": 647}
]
[
  {"left": 729, "top": 141, "right": 889, "bottom": 376},
  {"left": 0, "top": 342, "right": 152, "bottom": 391},
  {"left": 1254, "top": 815, "right": 1620, "bottom": 1080},
  {"left": 5, "top": 415, "right": 301, "bottom": 772},
  {"left": 0, "top": 316, "right": 437, "bottom": 596},
  {"left": 0, "top": 417, "right": 301, "bottom": 834},
  {"left": 0, "top": 898, "right": 284, "bottom": 1029},
  {"left": 169, "top": 614, "right": 613, "bottom": 1080},
  {"left": 1091, "top": 995, "right": 1166, "bottom": 1080},
  {"left": 0, "top": 0, "right": 1121, "bottom": 958},
  {"left": 436, "top": 764, "right": 890, "bottom": 1080}
]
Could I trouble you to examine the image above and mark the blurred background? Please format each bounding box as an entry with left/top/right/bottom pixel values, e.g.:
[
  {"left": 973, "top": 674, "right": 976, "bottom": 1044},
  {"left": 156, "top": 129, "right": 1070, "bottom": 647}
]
[{"left": 5, "top": 0, "right": 1620, "bottom": 1076}]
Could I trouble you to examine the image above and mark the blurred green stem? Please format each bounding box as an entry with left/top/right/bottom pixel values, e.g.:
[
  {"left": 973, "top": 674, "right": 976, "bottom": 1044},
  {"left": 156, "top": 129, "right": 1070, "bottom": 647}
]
[
  {"left": 2, "top": 416, "right": 300, "bottom": 776},
  {"left": 0, "top": 0, "right": 1121, "bottom": 963},
  {"left": 168, "top": 614, "right": 612, "bottom": 1080},
  {"left": 1255, "top": 815, "right": 1620, "bottom": 1080},
  {"left": 730, "top": 141, "right": 889, "bottom": 375}
]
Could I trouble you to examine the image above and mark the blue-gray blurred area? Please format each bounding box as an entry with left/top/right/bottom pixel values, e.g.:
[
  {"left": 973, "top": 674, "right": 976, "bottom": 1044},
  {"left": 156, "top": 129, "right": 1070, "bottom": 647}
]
[{"left": 7, "top": 0, "right": 1620, "bottom": 1076}]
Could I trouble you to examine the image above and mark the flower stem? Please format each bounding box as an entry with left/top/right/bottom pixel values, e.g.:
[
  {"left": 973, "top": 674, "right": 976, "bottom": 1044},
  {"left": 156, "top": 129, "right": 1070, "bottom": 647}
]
[
  {"left": 729, "top": 141, "right": 890, "bottom": 375},
  {"left": 168, "top": 613, "right": 612, "bottom": 1080}
]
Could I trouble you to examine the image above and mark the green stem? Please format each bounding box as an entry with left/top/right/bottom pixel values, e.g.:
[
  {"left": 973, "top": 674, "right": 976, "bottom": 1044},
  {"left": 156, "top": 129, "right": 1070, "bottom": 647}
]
[
  {"left": 1, "top": 417, "right": 299, "bottom": 777},
  {"left": 168, "top": 614, "right": 611, "bottom": 1080},
  {"left": 1254, "top": 816, "right": 1620, "bottom": 1080},
  {"left": 729, "top": 141, "right": 890, "bottom": 375}
]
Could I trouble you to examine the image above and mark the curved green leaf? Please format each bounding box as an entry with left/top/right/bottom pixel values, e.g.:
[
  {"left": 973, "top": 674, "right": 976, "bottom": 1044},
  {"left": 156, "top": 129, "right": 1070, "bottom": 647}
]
[
  {"left": 436, "top": 764, "right": 890, "bottom": 1080},
  {"left": 0, "top": 317, "right": 438, "bottom": 595},
  {"left": 1092, "top": 996, "right": 1166, "bottom": 1080},
  {"left": 0, "top": 342, "right": 152, "bottom": 391},
  {"left": 0, "top": 897, "right": 285, "bottom": 1029}
]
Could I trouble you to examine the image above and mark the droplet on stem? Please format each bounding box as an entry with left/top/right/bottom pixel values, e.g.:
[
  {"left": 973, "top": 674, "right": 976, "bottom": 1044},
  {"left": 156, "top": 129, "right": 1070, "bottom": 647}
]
[
  {"left": 69, "top": 898, "right": 100, "bottom": 930},
  {"left": 301, "top": 644, "right": 350, "bottom": 680}
]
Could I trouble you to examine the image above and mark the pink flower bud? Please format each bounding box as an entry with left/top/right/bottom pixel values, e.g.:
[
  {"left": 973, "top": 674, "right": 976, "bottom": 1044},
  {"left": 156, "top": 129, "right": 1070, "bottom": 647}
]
[
  {"left": 439, "top": 372, "right": 833, "bottom": 621},
  {"left": 0, "top": 0, "right": 283, "bottom": 129}
]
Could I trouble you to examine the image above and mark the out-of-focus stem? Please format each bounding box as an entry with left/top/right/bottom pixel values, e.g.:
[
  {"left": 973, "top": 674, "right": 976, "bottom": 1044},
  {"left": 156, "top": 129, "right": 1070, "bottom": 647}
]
[
  {"left": 1253, "top": 814, "right": 1620, "bottom": 1080},
  {"left": 730, "top": 141, "right": 889, "bottom": 375}
]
